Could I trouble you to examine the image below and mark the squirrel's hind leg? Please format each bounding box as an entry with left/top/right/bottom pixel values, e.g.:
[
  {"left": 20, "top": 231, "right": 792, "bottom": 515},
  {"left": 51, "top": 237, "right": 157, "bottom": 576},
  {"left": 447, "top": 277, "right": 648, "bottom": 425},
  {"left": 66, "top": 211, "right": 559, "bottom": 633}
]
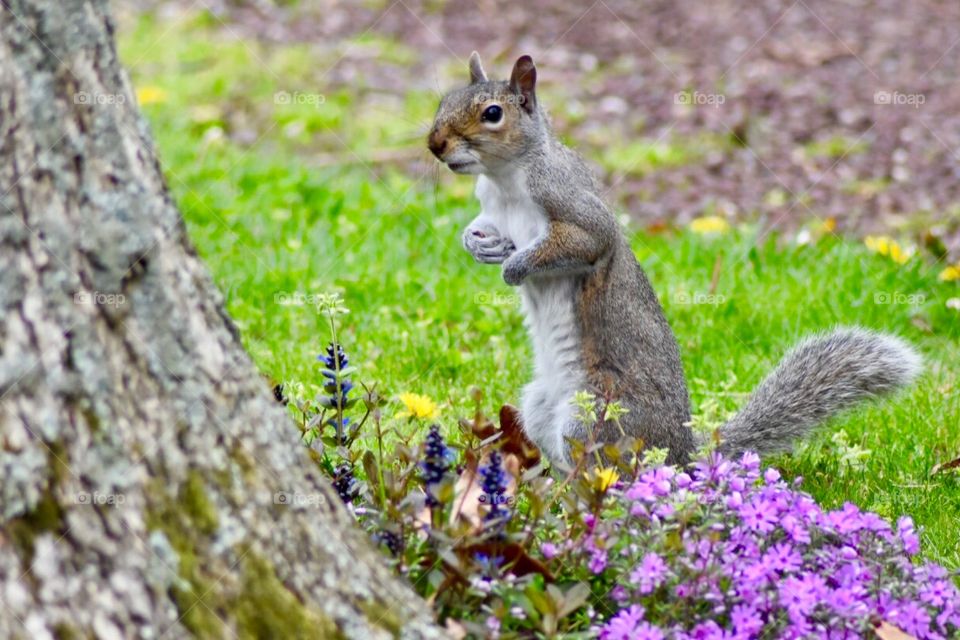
[{"left": 519, "top": 380, "right": 563, "bottom": 464}]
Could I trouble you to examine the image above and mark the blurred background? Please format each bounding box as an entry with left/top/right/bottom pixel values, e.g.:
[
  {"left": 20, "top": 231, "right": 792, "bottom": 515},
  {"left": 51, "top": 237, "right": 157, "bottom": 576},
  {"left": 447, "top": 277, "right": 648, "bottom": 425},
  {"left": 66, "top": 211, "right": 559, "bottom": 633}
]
[{"left": 117, "top": 0, "right": 960, "bottom": 248}]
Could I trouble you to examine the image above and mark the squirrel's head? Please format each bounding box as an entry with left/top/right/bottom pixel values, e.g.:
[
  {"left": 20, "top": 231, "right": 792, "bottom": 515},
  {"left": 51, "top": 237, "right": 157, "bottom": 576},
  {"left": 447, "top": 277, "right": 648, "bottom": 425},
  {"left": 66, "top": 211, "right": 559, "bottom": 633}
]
[{"left": 428, "top": 53, "right": 543, "bottom": 175}]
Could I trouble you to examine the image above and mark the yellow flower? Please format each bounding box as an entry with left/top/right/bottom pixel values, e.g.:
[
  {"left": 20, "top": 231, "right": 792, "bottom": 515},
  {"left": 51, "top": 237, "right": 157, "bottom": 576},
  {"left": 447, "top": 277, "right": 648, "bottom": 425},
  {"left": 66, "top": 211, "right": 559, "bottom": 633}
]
[
  {"left": 818, "top": 217, "right": 837, "bottom": 233},
  {"left": 689, "top": 216, "right": 730, "bottom": 235},
  {"left": 939, "top": 265, "right": 960, "bottom": 282},
  {"left": 587, "top": 467, "right": 620, "bottom": 492},
  {"left": 864, "top": 235, "right": 910, "bottom": 265},
  {"left": 136, "top": 86, "right": 168, "bottom": 106},
  {"left": 396, "top": 392, "right": 439, "bottom": 420}
]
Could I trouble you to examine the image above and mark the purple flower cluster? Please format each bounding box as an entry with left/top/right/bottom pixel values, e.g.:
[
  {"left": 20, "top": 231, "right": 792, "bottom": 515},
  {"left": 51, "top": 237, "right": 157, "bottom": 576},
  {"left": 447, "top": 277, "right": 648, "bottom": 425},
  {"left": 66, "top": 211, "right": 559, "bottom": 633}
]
[
  {"left": 318, "top": 342, "right": 353, "bottom": 440},
  {"left": 332, "top": 462, "right": 359, "bottom": 504},
  {"left": 480, "top": 451, "right": 511, "bottom": 534},
  {"left": 590, "top": 453, "right": 960, "bottom": 639},
  {"left": 421, "top": 424, "right": 453, "bottom": 508}
]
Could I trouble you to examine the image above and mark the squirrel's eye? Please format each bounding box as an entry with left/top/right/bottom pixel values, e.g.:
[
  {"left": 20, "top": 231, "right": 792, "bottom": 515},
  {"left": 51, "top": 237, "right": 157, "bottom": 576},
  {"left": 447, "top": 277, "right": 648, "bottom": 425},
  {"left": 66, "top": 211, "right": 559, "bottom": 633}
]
[{"left": 481, "top": 105, "right": 503, "bottom": 124}]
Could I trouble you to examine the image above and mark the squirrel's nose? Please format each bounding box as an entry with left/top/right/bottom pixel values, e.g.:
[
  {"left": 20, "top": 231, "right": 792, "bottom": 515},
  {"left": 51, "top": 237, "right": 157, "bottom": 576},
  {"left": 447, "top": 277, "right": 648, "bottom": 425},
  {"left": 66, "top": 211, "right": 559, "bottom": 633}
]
[{"left": 427, "top": 129, "right": 448, "bottom": 159}]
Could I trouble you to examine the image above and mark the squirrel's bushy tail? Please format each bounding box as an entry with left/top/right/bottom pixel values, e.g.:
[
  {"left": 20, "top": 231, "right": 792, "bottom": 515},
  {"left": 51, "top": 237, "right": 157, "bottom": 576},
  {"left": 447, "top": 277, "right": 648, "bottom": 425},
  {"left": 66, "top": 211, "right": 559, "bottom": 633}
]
[{"left": 718, "top": 328, "right": 922, "bottom": 456}]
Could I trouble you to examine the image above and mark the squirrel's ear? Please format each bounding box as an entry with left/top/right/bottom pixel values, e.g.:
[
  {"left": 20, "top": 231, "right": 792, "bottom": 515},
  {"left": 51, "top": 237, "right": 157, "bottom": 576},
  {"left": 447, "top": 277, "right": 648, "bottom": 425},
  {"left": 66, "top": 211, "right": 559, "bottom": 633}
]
[
  {"left": 509, "top": 55, "right": 537, "bottom": 113},
  {"left": 468, "top": 51, "right": 488, "bottom": 84}
]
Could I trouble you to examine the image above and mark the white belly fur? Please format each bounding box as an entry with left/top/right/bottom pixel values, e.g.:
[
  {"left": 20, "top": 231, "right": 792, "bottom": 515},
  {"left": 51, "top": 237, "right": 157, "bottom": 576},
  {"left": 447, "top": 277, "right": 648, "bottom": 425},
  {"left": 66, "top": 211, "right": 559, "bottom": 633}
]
[{"left": 475, "top": 174, "right": 585, "bottom": 463}]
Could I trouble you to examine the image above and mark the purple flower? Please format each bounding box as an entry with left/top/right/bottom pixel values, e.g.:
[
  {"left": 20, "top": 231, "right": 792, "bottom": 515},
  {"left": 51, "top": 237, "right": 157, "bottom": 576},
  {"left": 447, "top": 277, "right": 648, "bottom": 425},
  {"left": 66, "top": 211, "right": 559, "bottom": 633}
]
[
  {"left": 780, "top": 514, "right": 811, "bottom": 544},
  {"left": 420, "top": 424, "right": 452, "bottom": 508},
  {"left": 827, "top": 502, "right": 867, "bottom": 535},
  {"left": 632, "top": 623, "right": 665, "bottom": 640},
  {"left": 540, "top": 541, "right": 559, "bottom": 559},
  {"left": 898, "top": 515, "right": 920, "bottom": 556},
  {"left": 920, "top": 579, "right": 955, "bottom": 608},
  {"left": 629, "top": 552, "right": 668, "bottom": 594},
  {"left": 599, "top": 604, "right": 645, "bottom": 640},
  {"left": 889, "top": 600, "right": 932, "bottom": 637},
  {"left": 740, "top": 451, "right": 761, "bottom": 471},
  {"left": 690, "top": 620, "right": 732, "bottom": 639},
  {"left": 332, "top": 463, "right": 359, "bottom": 503},
  {"left": 610, "top": 584, "right": 630, "bottom": 603},
  {"left": 479, "top": 452, "right": 510, "bottom": 534},
  {"left": 730, "top": 604, "right": 763, "bottom": 635},
  {"left": 589, "top": 549, "right": 608, "bottom": 574},
  {"left": 778, "top": 572, "right": 827, "bottom": 620},
  {"left": 761, "top": 542, "right": 802, "bottom": 574},
  {"left": 827, "top": 586, "right": 869, "bottom": 617},
  {"left": 738, "top": 498, "right": 777, "bottom": 533}
]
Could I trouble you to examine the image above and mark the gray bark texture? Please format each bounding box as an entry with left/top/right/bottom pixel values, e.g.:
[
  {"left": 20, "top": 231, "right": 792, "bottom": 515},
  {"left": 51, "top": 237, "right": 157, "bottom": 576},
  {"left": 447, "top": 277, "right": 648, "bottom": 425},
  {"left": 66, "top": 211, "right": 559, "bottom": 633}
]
[{"left": 0, "top": 1, "right": 444, "bottom": 638}]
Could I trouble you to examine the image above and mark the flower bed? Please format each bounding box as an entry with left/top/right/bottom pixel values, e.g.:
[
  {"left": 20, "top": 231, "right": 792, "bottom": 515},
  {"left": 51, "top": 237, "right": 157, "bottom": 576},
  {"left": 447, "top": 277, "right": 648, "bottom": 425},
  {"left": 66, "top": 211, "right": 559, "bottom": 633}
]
[
  {"left": 287, "top": 300, "right": 959, "bottom": 638},
  {"left": 590, "top": 453, "right": 959, "bottom": 638}
]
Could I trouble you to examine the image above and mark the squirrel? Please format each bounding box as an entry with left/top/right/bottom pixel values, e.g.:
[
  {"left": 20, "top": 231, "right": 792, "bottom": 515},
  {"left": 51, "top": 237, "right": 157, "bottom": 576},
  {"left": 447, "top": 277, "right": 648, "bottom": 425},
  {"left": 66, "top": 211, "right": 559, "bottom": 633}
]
[{"left": 427, "top": 52, "right": 922, "bottom": 469}]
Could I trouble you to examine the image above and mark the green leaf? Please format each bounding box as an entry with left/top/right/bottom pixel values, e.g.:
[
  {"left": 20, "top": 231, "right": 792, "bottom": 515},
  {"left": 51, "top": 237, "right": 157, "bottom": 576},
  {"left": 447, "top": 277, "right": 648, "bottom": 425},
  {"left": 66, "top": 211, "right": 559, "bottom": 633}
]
[
  {"left": 321, "top": 435, "right": 341, "bottom": 448},
  {"left": 557, "top": 582, "right": 591, "bottom": 618},
  {"left": 525, "top": 583, "right": 555, "bottom": 617},
  {"left": 362, "top": 450, "right": 380, "bottom": 506}
]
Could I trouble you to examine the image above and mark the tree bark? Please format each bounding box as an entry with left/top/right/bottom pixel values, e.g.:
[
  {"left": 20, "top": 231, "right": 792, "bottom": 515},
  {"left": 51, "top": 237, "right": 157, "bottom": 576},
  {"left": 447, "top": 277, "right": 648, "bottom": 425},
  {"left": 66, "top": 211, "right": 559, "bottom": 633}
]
[{"left": 0, "top": 1, "right": 443, "bottom": 638}]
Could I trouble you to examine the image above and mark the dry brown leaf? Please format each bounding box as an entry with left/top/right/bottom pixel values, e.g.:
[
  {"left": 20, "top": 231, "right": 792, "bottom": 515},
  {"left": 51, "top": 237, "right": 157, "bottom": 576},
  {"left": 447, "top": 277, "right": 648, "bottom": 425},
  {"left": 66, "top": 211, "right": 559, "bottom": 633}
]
[
  {"left": 497, "top": 404, "right": 541, "bottom": 469},
  {"left": 645, "top": 221, "right": 670, "bottom": 235},
  {"left": 910, "top": 316, "right": 934, "bottom": 334},
  {"left": 875, "top": 622, "right": 918, "bottom": 640},
  {"left": 444, "top": 618, "right": 467, "bottom": 640},
  {"left": 931, "top": 454, "right": 960, "bottom": 476},
  {"left": 466, "top": 541, "right": 555, "bottom": 580},
  {"left": 460, "top": 409, "right": 497, "bottom": 441}
]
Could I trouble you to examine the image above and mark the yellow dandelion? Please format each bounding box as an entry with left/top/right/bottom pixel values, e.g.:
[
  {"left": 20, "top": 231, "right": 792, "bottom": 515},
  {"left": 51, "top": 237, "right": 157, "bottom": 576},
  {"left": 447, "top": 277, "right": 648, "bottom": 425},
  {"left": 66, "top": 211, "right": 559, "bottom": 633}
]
[
  {"left": 864, "top": 235, "right": 910, "bottom": 265},
  {"left": 587, "top": 467, "right": 620, "bottom": 492},
  {"left": 888, "top": 244, "right": 909, "bottom": 265},
  {"left": 689, "top": 216, "right": 730, "bottom": 235},
  {"left": 939, "top": 265, "right": 960, "bottom": 282},
  {"left": 136, "top": 86, "right": 168, "bottom": 106},
  {"left": 818, "top": 217, "right": 837, "bottom": 233},
  {"left": 395, "top": 392, "right": 439, "bottom": 420},
  {"left": 864, "top": 235, "right": 890, "bottom": 254}
]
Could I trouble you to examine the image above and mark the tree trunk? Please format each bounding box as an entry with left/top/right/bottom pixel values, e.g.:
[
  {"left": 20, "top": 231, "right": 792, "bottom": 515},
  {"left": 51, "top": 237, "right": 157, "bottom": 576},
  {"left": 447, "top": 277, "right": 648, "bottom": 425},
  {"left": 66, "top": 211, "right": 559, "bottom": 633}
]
[{"left": 0, "top": 2, "right": 443, "bottom": 638}]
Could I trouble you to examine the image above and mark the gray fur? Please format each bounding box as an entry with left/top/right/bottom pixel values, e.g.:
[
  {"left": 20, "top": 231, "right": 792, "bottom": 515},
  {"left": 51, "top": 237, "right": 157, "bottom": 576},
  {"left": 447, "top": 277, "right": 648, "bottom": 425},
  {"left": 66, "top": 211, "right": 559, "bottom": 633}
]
[
  {"left": 719, "top": 328, "right": 922, "bottom": 456},
  {"left": 430, "top": 55, "right": 921, "bottom": 468}
]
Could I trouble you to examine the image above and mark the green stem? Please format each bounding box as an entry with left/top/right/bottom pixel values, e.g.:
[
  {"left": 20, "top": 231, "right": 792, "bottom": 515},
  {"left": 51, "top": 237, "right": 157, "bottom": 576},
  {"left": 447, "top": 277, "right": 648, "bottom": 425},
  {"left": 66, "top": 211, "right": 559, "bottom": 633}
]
[
  {"left": 375, "top": 408, "right": 387, "bottom": 509},
  {"left": 328, "top": 311, "right": 344, "bottom": 447}
]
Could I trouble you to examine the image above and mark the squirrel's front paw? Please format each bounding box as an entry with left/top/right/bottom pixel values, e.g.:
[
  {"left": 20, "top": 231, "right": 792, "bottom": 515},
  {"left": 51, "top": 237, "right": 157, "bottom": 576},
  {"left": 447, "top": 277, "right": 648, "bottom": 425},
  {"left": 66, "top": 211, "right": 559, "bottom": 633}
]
[
  {"left": 463, "top": 226, "right": 516, "bottom": 264},
  {"left": 501, "top": 253, "right": 528, "bottom": 286}
]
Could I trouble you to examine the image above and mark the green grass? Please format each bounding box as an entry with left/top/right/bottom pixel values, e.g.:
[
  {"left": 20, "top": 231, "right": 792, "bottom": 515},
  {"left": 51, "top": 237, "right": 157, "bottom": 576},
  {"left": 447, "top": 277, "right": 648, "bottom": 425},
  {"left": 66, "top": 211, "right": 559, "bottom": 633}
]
[{"left": 119, "top": 11, "right": 960, "bottom": 569}]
